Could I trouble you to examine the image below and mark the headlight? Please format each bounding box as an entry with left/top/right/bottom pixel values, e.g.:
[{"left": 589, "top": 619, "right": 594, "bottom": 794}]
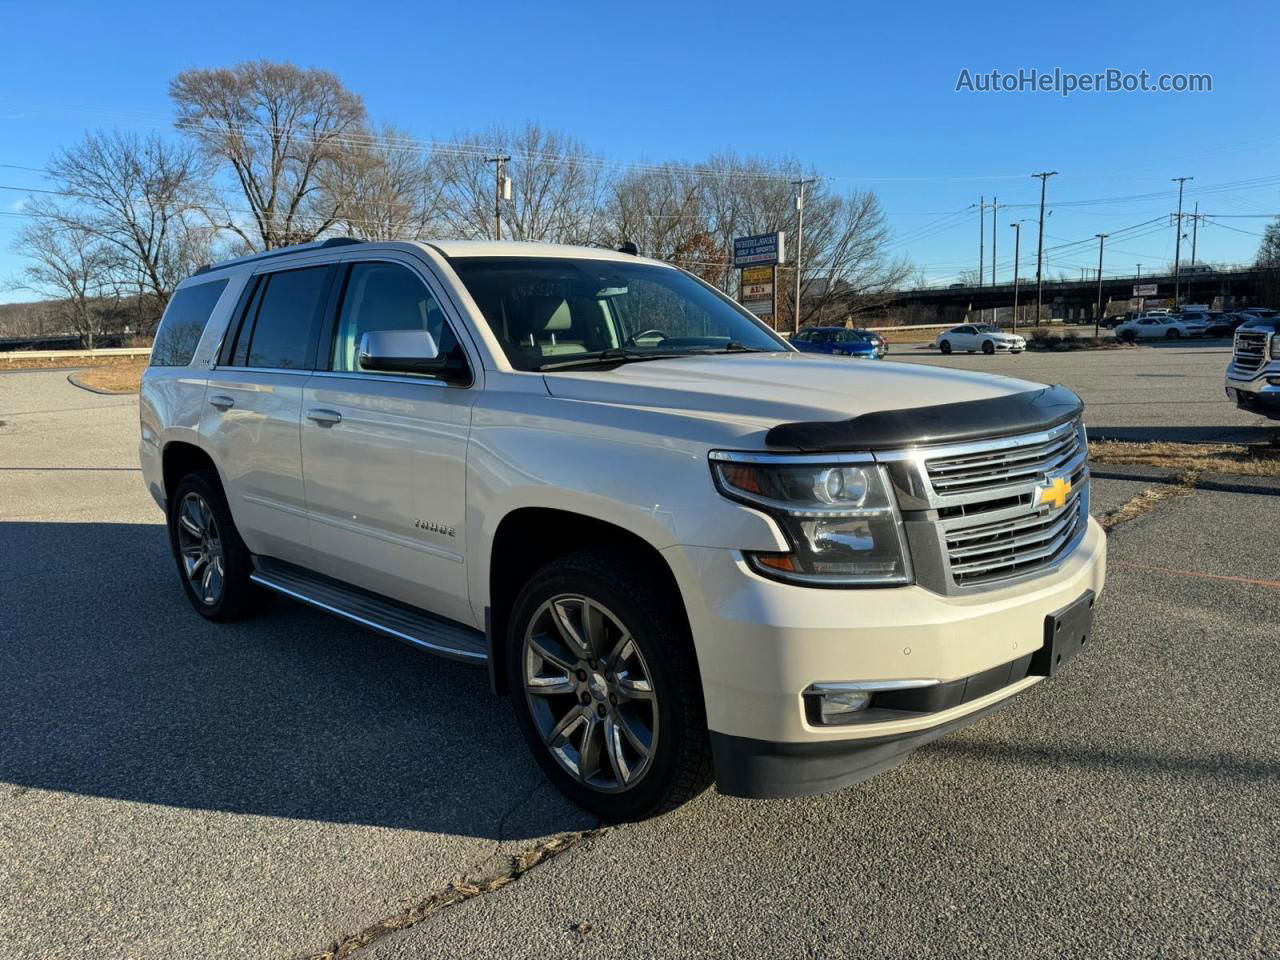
[{"left": 709, "top": 453, "right": 913, "bottom": 586}]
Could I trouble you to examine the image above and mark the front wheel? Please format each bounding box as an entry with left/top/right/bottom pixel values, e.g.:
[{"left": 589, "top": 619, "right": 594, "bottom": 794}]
[
  {"left": 506, "top": 550, "right": 713, "bottom": 821},
  {"left": 1120, "top": 330, "right": 1137, "bottom": 343},
  {"left": 1166, "top": 328, "right": 1181, "bottom": 339},
  {"left": 939, "top": 340, "right": 952, "bottom": 354}
]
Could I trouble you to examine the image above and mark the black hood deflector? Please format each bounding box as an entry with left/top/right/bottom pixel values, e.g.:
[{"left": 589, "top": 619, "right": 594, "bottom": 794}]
[{"left": 765, "top": 384, "right": 1083, "bottom": 452}]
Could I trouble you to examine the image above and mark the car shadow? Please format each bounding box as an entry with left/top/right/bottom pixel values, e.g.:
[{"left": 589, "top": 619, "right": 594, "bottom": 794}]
[{"left": 0, "top": 521, "right": 593, "bottom": 840}]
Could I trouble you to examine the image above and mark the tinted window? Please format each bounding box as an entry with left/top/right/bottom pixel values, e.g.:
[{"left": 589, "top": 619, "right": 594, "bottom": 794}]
[
  {"left": 150, "top": 280, "right": 228, "bottom": 366},
  {"left": 242, "top": 266, "right": 330, "bottom": 369},
  {"left": 330, "top": 262, "right": 465, "bottom": 375}
]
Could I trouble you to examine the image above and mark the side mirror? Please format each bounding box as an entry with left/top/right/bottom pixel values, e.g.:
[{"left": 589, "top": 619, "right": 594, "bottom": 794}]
[{"left": 358, "top": 329, "right": 451, "bottom": 376}]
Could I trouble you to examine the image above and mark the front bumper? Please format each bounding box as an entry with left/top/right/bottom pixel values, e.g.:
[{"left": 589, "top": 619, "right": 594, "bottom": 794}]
[
  {"left": 663, "top": 516, "right": 1107, "bottom": 796},
  {"left": 1226, "top": 371, "right": 1280, "bottom": 420}
]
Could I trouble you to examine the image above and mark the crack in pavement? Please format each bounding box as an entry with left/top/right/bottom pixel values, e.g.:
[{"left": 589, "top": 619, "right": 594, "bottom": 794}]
[
  {"left": 1098, "top": 472, "right": 1199, "bottom": 532},
  {"left": 294, "top": 826, "right": 609, "bottom": 960}
]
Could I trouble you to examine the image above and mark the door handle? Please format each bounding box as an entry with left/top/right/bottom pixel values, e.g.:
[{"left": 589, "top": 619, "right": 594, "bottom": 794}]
[
  {"left": 307, "top": 408, "right": 343, "bottom": 426},
  {"left": 209, "top": 394, "right": 235, "bottom": 411}
]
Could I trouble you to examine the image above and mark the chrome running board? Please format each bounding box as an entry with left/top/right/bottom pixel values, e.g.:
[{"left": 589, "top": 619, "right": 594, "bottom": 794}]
[{"left": 250, "top": 557, "right": 487, "bottom": 663}]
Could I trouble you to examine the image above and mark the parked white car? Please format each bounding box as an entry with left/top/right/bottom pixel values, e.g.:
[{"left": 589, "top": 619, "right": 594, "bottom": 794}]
[
  {"left": 1112, "top": 314, "right": 1209, "bottom": 341},
  {"left": 140, "top": 238, "right": 1106, "bottom": 819},
  {"left": 935, "top": 324, "right": 1026, "bottom": 355}
]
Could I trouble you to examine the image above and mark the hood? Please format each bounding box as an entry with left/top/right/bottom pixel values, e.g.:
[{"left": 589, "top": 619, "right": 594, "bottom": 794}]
[
  {"left": 541, "top": 352, "right": 1047, "bottom": 429},
  {"left": 990, "top": 331, "right": 1025, "bottom": 341}
]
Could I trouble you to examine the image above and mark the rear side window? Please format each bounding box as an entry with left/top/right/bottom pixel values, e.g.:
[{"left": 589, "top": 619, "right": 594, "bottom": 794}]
[
  {"left": 149, "top": 280, "right": 228, "bottom": 366},
  {"left": 229, "top": 266, "right": 331, "bottom": 370}
]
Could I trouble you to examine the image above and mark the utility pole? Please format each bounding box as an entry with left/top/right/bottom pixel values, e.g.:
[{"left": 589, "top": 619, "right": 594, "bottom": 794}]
[
  {"left": 1137, "top": 263, "right": 1143, "bottom": 313},
  {"left": 791, "top": 177, "right": 816, "bottom": 334},
  {"left": 1171, "top": 176, "right": 1192, "bottom": 306},
  {"left": 1094, "top": 234, "right": 1108, "bottom": 338},
  {"left": 990, "top": 197, "right": 998, "bottom": 324},
  {"left": 486, "top": 154, "right": 512, "bottom": 240},
  {"left": 1010, "top": 221, "right": 1022, "bottom": 334},
  {"left": 1032, "top": 171, "right": 1058, "bottom": 324},
  {"left": 978, "top": 195, "right": 985, "bottom": 295},
  {"left": 1190, "top": 201, "right": 1200, "bottom": 266}
]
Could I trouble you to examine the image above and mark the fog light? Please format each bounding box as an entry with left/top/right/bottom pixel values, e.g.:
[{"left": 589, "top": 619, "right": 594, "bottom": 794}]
[
  {"left": 1267, "top": 376, "right": 1280, "bottom": 386},
  {"left": 818, "top": 689, "right": 871, "bottom": 722}
]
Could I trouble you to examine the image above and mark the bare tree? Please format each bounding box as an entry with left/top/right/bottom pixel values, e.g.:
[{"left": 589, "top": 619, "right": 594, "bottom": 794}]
[
  {"left": 171, "top": 60, "right": 367, "bottom": 249},
  {"left": 436, "top": 124, "right": 608, "bottom": 243},
  {"left": 45, "top": 130, "right": 212, "bottom": 321},
  {"left": 1257, "top": 216, "right": 1280, "bottom": 268},
  {"left": 323, "top": 125, "right": 445, "bottom": 241},
  {"left": 14, "top": 218, "right": 120, "bottom": 348}
]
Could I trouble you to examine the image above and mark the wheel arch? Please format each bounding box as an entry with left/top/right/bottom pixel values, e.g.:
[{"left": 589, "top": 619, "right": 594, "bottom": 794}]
[
  {"left": 161, "top": 440, "right": 220, "bottom": 513},
  {"left": 486, "top": 507, "right": 691, "bottom": 696}
]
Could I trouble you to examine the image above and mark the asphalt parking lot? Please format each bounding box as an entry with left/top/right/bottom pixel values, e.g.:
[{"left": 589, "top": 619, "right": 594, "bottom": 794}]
[
  {"left": 1, "top": 358, "right": 1277, "bottom": 960},
  {"left": 892, "top": 337, "right": 1274, "bottom": 444}
]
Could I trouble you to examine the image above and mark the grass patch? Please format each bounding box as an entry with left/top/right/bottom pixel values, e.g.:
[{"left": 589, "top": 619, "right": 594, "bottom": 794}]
[
  {"left": 73, "top": 359, "right": 147, "bottom": 393},
  {"left": 1091, "top": 439, "right": 1280, "bottom": 477}
]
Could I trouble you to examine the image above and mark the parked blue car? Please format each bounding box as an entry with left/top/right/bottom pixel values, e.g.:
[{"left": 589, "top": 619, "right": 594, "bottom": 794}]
[{"left": 790, "top": 326, "right": 882, "bottom": 359}]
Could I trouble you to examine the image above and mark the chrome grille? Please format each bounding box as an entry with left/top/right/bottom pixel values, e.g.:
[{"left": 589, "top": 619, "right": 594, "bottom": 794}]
[
  {"left": 1231, "top": 331, "right": 1269, "bottom": 374},
  {"left": 943, "top": 470, "right": 1085, "bottom": 586},
  {"left": 925, "top": 424, "right": 1080, "bottom": 496},
  {"left": 879, "top": 418, "right": 1091, "bottom": 592}
]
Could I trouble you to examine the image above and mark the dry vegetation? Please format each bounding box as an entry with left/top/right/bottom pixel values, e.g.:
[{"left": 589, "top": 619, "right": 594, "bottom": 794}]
[
  {"left": 70, "top": 359, "right": 147, "bottom": 393},
  {"left": 1090, "top": 439, "right": 1280, "bottom": 478}
]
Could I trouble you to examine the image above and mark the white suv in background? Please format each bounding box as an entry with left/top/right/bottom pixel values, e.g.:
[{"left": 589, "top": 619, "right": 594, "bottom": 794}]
[{"left": 140, "top": 238, "right": 1106, "bottom": 820}]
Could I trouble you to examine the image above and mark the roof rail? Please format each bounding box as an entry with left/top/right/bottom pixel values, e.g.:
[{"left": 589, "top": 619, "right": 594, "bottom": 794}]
[{"left": 193, "top": 236, "right": 365, "bottom": 276}]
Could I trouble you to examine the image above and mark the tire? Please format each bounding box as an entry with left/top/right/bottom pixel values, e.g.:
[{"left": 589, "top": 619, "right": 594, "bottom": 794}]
[
  {"left": 982, "top": 340, "right": 996, "bottom": 355},
  {"left": 167, "top": 468, "right": 269, "bottom": 621},
  {"left": 1166, "top": 328, "right": 1181, "bottom": 339},
  {"left": 505, "top": 549, "right": 713, "bottom": 821},
  {"left": 1120, "top": 330, "right": 1136, "bottom": 343},
  {"left": 939, "top": 340, "right": 952, "bottom": 354}
]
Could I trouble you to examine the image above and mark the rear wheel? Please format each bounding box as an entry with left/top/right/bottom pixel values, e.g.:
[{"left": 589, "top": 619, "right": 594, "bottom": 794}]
[
  {"left": 167, "top": 469, "right": 268, "bottom": 621},
  {"left": 1166, "top": 328, "right": 1181, "bottom": 339},
  {"left": 982, "top": 340, "right": 996, "bottom": 354},
  {"left": 506, "top": 550, "right": 713, "bottom": 821},
  {"left": 939, "top": 340, "right": 952, "bottom": 354}
]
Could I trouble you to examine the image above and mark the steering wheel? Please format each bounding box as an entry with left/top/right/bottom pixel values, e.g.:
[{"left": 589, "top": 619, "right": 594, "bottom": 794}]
[{"left": 624, "top": 329, "right": 668, "bottom": 346}]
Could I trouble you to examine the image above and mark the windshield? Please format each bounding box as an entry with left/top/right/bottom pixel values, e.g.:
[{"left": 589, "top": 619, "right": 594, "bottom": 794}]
[
  {"left": 448, "top": 256, "right": 788, "bottom": 371},
  {"left": 972, "top": 324, "right": 998, "bottom": 333},
  {"left": 830, "top": 330, "right": 869, "bottom": 343}
]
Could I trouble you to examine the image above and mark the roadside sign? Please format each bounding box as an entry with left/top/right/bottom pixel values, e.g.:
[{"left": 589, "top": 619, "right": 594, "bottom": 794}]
[
  {"left": 1133, "top": 283, "right": 1157, "bottom": 297},
  {"left": 734, "top": 232, "right": 786, "bottom": 267},
  {"left": 739, "top": 262, "right": 776, "bottom": 322}
]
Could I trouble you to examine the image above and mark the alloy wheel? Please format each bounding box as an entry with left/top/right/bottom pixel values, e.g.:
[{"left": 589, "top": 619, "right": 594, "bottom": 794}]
[
  {"left": 522, "top": 594, "right": 658, "bottom": 793},
  {"left": 175, "top": 492, "right": 225, "bottom": 605}
]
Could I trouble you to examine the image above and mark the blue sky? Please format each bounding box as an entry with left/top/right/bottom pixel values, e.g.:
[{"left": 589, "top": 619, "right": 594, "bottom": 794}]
[{"left": 2, "top": 0, "right": 1277, "bottom": 299}]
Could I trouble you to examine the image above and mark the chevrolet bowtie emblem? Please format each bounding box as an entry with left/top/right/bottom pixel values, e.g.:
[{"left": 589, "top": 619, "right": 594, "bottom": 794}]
[{"left": 1035, "top": 474, "right": 1073, "bottom": 511}]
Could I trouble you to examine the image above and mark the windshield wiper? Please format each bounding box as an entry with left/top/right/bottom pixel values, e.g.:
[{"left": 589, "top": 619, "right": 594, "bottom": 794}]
[
  {"left": 538, "top": 348, "right": 694, "bottom": 371},
  {"left": 538, "top": 342, "right": 775, "bottom": 371}
]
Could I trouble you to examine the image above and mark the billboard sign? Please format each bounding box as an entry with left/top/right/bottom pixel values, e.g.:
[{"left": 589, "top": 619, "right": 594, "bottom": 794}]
[
  {"left": 1133, "top": 283, "right": 1158, "bottom": 297},
  {"left": 734, "top": 232, "right": 786, "bottom": 267}
]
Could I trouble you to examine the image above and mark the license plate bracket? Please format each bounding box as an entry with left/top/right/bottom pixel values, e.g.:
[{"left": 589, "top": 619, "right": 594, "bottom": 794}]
[{"left": 1031, "top": 590, "right": 1096, "bottom": 677}]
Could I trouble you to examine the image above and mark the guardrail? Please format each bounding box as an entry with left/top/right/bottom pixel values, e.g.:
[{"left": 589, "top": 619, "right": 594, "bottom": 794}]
[{"left": 0, "top": 346, "right": 152, "bottom": 363}]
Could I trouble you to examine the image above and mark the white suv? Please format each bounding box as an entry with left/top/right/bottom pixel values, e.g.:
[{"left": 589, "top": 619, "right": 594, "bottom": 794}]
[{"left": 141, "top": 239, "right": 1107, "bottom": 819}]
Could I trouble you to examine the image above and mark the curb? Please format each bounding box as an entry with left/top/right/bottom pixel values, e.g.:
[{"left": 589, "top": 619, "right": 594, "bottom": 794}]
[
  {"left": 66, "top": 371, "right": 136, "bottom": 396},
  {"left": 1090, "top": 463, "right": 1280, "bottom": 497}
]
